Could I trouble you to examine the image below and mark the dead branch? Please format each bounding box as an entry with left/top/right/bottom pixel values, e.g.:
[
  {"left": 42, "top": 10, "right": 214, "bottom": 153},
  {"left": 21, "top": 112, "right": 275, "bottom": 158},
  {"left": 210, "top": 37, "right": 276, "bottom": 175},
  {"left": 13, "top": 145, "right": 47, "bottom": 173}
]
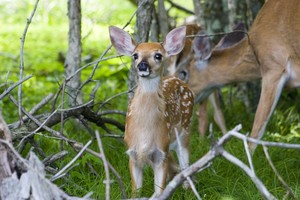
[
  {"left": 221, "top": 150, "right": 275, "bottom": 199},
  {"left": 157, "top": 124, "right": 300, "bottom": 200},
  {"left": 263, "top": 146, "right": 296, "bottom": 200},
  {"left": 18, "top": 0, "right": 40, "bottom": 122},
  {"left": 1, "top": 112, "right": 91, "bottom": 199},
  {"left": 156, "top": 125, "right": 237, "bottom": 200},
  {"left": 0, "top": 151, "right": 89, "bottom": 200},
  {"left": 167, "top": 0, "right": 194, "bottom": 15},
  {"left": 43, "top": 150, "right": 69, "bottom": 166},
  {"left": 175, "top": 128, "right": 201, "bottom": 199},
  {"left": 22, "top": 93, "right": 54, "bottom": 122},
  {"left": 0, "top": 75, "right": 33, "bottom": 100},
  {"left": 8, "top": 98, "right": 125, "bottom": 140},
  {"left": 96, "top": 130, "right": 111, "bottom": 200},
  {"left": 70, "top": 140, "right": 127, "bottom": 199},
  {"left": 51, "top": 140, "right": 92, "bottom": 181}
]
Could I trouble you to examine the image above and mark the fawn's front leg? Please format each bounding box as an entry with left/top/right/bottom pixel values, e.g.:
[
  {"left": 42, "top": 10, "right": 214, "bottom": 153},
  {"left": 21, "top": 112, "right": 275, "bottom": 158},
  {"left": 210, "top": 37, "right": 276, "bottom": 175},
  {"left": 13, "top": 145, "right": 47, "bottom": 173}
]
[
  {"left": 129, "top": 159, "right": 143, "bottom": 197},
  {"left": 153, "top": 159, "right": 168, "bottom": 197}
]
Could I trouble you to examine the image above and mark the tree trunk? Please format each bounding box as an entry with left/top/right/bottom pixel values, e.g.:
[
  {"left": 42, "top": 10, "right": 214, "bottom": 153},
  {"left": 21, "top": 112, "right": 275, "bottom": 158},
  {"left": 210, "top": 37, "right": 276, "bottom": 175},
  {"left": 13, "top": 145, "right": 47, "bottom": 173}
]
[
  {"left": 193, "top": 0, "right": 206, "bottom": 27},
  {"left": 64, "top": 0, "right": 82, "bottom": 106},
  {"left": 157, "top": 0, "right": 169, "bottom": 39},
  {"left": 128, "top": 0, "right": 155, "bottom": 100}
]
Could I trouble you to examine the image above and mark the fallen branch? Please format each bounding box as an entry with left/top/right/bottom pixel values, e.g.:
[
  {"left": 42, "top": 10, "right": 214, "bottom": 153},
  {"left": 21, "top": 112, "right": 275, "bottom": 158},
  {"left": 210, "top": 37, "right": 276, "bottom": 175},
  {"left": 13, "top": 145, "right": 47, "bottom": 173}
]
[
  {"left": 263, "top": 145, "right": 296, "bottom": 200},
  {"left": 157, "top": 124, "right": 300, "bottom": 200},
  {"left": 0, "top": 112, "right": 90, "bottom": 199},
  {"left": 50, "top": 140, "right": 92, "bottom": 181},
  {"left": 0, "top": 75, "right": 33, "bottom": 101},
  {"left": 221, "top": 150, "right": 275, "bottom": 199},
  {"left": 156, "top": 125, "right": 239, "bottom": 200},
  {"left": 96, "top": 130, "right": 111, "bottom": 200},
  {"left": 8, "top": 98, "right": 125, "bottom": 140}
]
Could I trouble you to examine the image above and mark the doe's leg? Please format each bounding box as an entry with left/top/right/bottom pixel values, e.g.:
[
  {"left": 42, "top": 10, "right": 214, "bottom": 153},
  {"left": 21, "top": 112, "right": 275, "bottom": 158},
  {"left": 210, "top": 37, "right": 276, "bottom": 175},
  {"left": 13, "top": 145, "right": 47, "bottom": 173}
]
[
  {"left": 198, "top": 99, "right": 209, "bottom": 136},
  {"left": 209, "top": 91, "right": 227, "bottom": 134},
  {"left": 249, "top": 66, "right": 289, "bottom": 152}
]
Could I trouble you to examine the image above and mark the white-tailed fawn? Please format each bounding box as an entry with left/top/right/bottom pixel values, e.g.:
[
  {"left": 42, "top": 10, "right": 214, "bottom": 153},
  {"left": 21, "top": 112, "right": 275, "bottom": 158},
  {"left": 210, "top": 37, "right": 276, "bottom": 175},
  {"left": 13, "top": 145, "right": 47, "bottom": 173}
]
[
  {"left": 109, "top": 25, "right": 194, "bottom": 197},
  {"left": 167, "top": 23, "right": 228, "bottom": 136}
]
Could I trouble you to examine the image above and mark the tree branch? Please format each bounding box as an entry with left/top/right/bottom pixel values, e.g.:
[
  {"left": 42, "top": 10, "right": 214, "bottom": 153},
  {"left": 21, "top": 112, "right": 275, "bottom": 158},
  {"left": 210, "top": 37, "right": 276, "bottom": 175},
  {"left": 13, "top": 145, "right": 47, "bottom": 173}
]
[{"left": 18, "top": 0, "right": 40, "bottom": 123}]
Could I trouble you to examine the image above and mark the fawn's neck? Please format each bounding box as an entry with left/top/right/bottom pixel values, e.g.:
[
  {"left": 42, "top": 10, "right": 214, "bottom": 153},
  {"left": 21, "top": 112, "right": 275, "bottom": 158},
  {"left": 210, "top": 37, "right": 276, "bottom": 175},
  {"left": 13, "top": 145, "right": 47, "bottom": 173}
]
[{"left": 138, "top": 76, "right": 162, "bottom": 93}]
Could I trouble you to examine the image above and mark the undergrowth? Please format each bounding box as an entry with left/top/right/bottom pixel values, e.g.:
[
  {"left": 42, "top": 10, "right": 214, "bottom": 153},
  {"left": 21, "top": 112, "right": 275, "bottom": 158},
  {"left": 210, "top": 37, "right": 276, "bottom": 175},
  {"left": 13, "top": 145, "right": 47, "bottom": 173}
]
[{"left": 1, "top": 1, "right": 300, "bottom": 199}]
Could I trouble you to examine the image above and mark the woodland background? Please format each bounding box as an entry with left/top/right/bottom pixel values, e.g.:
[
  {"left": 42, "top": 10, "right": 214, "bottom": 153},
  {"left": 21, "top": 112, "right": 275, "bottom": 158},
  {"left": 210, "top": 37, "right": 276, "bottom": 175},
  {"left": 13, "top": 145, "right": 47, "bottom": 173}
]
[{"left": 0, "top": 0, "right": 300, "bottom": 199}]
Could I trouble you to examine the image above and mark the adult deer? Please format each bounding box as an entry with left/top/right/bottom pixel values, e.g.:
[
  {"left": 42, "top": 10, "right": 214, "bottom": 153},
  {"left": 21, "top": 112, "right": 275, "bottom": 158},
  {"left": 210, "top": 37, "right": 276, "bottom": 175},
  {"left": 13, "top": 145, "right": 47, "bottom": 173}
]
[
  {"left": 168, "top": 24, "right": 228, "bottom": 136},
  {"left": 109, "top": 26, "right": 194, "bottom": 197},
  {"left": 176, "top": 0, "right": 300, "bottom": 151}
]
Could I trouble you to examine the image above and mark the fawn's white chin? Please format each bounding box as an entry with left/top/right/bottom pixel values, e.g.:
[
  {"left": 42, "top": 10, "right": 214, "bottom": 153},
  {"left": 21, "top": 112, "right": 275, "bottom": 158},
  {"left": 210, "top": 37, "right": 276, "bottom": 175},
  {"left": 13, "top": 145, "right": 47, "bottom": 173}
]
[{"left": 138, "top": 71, "right": 150, "bottom": 77}]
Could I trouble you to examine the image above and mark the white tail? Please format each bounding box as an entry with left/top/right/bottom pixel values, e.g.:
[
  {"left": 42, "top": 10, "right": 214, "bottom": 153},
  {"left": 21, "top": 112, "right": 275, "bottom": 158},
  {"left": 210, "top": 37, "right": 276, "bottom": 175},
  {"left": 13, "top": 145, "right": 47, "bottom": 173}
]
[
  {"left": 175, "top": 0, "right": 300, "bottom": 151},
  {"left": 109, "top": 26, "right": 194, "bottom": 197},
  {"left": 168, "top": 24, "right": 227, "bottom": 136}
]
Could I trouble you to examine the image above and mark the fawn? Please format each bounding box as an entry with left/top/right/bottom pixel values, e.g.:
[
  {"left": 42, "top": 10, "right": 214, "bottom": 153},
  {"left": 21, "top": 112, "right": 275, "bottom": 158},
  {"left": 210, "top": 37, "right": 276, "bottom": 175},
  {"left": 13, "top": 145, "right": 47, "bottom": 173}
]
[
  {"left": 109, "top": 25, "right": 194, "bottom": 197},
  {"left": 167, "top": 23, "right": 228, "bottom": 136}
]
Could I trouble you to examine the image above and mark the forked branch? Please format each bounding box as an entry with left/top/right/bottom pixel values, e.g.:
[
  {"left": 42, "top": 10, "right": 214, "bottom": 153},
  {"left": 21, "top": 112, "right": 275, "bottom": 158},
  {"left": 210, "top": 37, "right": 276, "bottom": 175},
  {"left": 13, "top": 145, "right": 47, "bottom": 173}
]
[{"left": 157, "top": 125, "right": 299, "bottom": 200}]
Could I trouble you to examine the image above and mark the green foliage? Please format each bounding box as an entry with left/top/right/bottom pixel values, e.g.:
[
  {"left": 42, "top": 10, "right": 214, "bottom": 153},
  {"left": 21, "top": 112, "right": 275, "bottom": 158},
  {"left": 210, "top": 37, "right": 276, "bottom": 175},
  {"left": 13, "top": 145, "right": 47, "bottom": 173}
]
[{"left": 1, "top": 1, "right": 300, "bottom": 200}]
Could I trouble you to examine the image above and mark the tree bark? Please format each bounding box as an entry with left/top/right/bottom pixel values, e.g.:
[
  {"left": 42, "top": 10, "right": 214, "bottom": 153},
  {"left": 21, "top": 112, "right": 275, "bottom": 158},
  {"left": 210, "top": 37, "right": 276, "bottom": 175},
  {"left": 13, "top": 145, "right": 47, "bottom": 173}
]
[
  {"left": 157, "top": 0, "right": 169, "bottom": 39},
  {"left": 0, "top": 112, "right": 14, "bottom": 179},
  {"left": 128, "top": 0, "right": 155, "bottom": 100},
  {"left": 193, "top": 0, "right": 206, "bottom": 27},
  {"left": 64, "top": 0, "right": 82, "bottom": 106}
]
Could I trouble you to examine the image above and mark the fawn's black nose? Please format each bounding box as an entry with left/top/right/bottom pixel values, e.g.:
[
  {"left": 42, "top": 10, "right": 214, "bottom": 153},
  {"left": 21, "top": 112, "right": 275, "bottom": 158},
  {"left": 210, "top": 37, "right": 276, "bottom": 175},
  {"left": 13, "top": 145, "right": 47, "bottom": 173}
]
[
  {"left": 137, "top": 61, "right": 150, "bottom": 77},
  {"left": 138, "top": 61, "right": 149, "bottom": 71}
]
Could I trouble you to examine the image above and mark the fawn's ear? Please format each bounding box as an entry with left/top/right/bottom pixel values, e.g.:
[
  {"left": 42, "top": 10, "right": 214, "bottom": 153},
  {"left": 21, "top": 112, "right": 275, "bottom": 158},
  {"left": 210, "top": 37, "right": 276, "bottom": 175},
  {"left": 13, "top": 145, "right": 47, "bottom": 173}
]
[
  {"left": 163, "top": 26, "right": 186, "bottom": 56},
  {"left": 193, "top": 31, "right": 213, "bottom": 61},
  {"left": 109, "top": 26, "right": 136, "bottom": 56}
]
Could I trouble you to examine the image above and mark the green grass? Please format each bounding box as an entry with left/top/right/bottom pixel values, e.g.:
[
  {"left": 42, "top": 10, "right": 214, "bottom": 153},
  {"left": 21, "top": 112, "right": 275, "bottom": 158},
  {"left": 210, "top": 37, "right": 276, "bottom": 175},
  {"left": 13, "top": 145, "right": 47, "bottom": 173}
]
[{"left": 1, "top": 1, "right": 300, "bottom": 199}]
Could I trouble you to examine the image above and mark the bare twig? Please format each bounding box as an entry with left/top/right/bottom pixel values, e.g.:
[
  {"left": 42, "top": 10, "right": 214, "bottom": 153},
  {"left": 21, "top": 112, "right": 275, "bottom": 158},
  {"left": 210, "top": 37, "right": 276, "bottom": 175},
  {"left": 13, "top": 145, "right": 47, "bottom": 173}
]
[
  {"left": 263, "top": 145, "right": 296, "bottom": 200},
  {"left": 50, "top": 140, "right": 92, "bottom": 181},
  {"left": 0, "top": 75, "right": 33, "bottom": 100},
  {"left": 99, "top": 110, "right": 126, "bottom": 116},
  {"left": 9, "top": 97, "right": 124, "bottom": 141},
  {"left": 60, "top": 81, "right": 66, "bottom": 141},
  {"left": 71, "top": 2, "right": 142, "bottom": 105},
  {"left": 221, "top": 150, "right": 276, "bottom": 199},
  {"left": 71, "top": 142, "right": 127, "bottom": 199},
  {"left": 9, "top": 95, "right": 64, "bottom": 138},
  {"left": 18, "top": 0, "right": 40, "bottom": 123},
  {"left": 96, "top": 131, "right": 110, "bottom": 200},
  {"left": 158, "top": 125, "right": 274, "bottom": 199},
  {"left": 22, "top": 93, "right": 54, "bottom": 121},
  {"left": 229, "top": 131, "right": 300, "bottom": 149},
  {"left": 174, "top": 128, "right": 201, "bottom": 200},
  {"left": 166, "top": 0, "right": 194, "bottom": 15},
  {"left": 157, "top": 147, "right": 217, "bottom": 200},
  {"left": 43, "top": 150, "right": 69, "bottom": 166},
  {"left": 243, "top": 137, "right": 254, "bottom": 172},
  {"left": 97, "top": 85, "right": 137, "bottom": 113},
  {"left": 160, "top": 124, "right": 300, "bottom": 199},
  {"left": 0, "top": 138, "right": 30, "bottom": 170}
]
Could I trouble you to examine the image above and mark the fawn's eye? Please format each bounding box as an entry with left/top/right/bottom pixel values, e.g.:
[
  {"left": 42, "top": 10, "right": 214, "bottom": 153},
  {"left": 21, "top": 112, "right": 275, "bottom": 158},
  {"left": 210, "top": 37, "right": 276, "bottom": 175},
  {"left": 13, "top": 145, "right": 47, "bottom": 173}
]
[
  {"left": 154, "top": 53, "right": 162, "bottom": 61},
  {"left": 132, "top": 53, "right": 138, "bottom": 60}
]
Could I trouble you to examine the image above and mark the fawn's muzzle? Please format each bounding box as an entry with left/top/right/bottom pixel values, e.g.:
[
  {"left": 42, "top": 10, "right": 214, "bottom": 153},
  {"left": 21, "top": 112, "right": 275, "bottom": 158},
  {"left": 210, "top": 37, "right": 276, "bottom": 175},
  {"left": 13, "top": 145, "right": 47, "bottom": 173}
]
[{"left": 137, "top": 61, "right": 151, "bottom": 77}]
